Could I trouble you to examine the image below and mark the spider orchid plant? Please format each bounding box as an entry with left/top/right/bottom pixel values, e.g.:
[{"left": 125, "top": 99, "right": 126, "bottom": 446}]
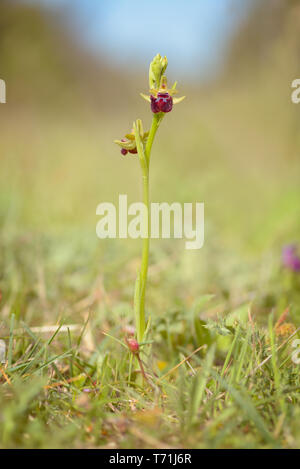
[{"left": 114, "top": 54, "right": 185, "bottom": 344}]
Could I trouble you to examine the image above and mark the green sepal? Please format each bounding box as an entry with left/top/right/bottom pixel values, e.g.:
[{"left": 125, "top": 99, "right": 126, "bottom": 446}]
[
  {"left": 114, "top": 139, "right": 136, "bottom": 151},
  {"left": 140, "top": 93, "right": 151, "bottom": 103},
  {"left": 173, "top": 96, "right": 186, "bottom": 104}
]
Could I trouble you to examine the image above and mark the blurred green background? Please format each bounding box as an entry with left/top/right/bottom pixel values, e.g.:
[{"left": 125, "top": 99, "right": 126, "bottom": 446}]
[{"left": 1, "top": 0, "right": 300, "bottom": 328}]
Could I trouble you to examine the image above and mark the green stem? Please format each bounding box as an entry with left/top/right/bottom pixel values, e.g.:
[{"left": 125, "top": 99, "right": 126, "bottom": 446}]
[
  {"left": 145, "top": 113, "right": 162, "bottom": 165},
  {"left": 135, "top": 114, "right": 163, "bottom": 342},
  {"left": 138, "top": 166, "right": 149, "bottom": 341}
]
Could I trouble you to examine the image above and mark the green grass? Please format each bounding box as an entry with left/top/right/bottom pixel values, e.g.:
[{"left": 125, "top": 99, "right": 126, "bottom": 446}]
[
  {"left": 0, "top": 284, "right": 299, "bottom": 448},
  {"left": 0, "top": 172, "right": 300, "bottom": 448}
]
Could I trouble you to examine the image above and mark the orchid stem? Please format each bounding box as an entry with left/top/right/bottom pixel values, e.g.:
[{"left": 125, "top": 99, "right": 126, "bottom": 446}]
[{"left": 136, "top": 113, "right": 163, "bottom": 342}]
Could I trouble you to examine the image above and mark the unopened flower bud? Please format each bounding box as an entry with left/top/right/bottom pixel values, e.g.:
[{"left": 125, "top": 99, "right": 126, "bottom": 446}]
[
  {"left": 126, "top": 338, "right": 139, "bottom": 354},
  {"left": 149, "top": 53, "right": 168, "bottom": 90}
]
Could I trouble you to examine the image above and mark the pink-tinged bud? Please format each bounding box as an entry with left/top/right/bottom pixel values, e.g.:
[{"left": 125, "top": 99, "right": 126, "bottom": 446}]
[
  {"left": 126, "top": 338, "right": 139, "bottom": 353},
  {"left": 124, "top": 325, "right": 136, "bottom": 336},
  {"left": 121, "top": 148, "right": 128, "bottom": 155},
  {"left": 150, "top": 92, "right": 173, "bottom": 113}
]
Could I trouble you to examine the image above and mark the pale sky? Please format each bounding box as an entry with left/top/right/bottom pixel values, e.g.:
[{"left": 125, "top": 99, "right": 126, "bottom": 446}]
[{"left": 20, "top": 0, "right": 254, "bottom": 81}]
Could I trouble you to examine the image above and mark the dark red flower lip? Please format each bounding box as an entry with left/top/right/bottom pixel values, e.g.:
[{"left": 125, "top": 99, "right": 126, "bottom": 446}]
[{"left": 150, "top": 92, "right": 173, "bottom": 114}]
